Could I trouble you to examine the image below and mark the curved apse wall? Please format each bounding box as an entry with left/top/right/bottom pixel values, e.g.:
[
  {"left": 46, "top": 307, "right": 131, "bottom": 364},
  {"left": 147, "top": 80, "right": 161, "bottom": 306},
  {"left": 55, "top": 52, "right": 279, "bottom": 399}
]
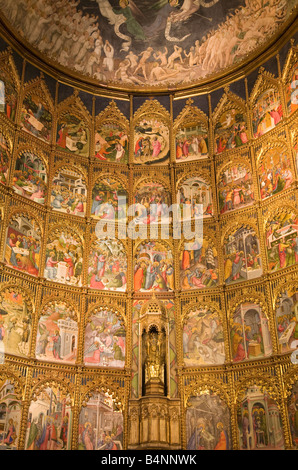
[{"left": 0, "top": 16, "right": 297, "bottom": 451}]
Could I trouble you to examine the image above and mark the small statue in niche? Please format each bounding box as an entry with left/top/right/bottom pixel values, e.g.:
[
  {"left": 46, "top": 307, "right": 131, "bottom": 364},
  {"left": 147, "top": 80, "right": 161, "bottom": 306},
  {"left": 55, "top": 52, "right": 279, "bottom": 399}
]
[{"left": 143, "top": 327, "right": 166, "bottom": 395}]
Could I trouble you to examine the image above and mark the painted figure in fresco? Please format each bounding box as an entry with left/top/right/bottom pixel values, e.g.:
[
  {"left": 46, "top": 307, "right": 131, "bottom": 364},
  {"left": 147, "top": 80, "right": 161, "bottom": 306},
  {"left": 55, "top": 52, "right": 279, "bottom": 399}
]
[
  {"left": 178, "top": 177, "right": 212, "bottom": 219},
  {"left": 95, "top": 123, "right": 128, "bottom": 163},
  {"left": 44, "top": 230, "right": 83, "bottom": 286},
  {"left": 0, "top": 131, "right": 10, "bottom": 185},
  {"left": 230, "top": 304, "right": 272, "bottom": 363},
  {"left": 25, "top": 387, "right": 72, "bottom": 450},
  {"left": 0, "top": 72, "right": 17, "bottom": 120},
  {"left": 252, "top": 88, "right": 283, "bottom": 138},
  {"left": 133, "top": 182, "right": 171, "bottom": 225},
  {"left": 186, "top": 393, "right": 230, "bottom": 450},
  {"left": 5, "top": 215, "right": 41, "bottom": 277},
  {"left": 176, "top": 124, "right": 208, "bottom": 162},
  {"left": 180, "top": 238, "right": 218, "bottom": 290},
  {"left": 88, "top": 239, "right": 127, "bottom": 292},
  {"left": 20, "top": 94, "right": 52, "bottom": 143},
  {"left": 78, "top": 392, "right": 123, "bottom": 450},
  {"left": 84, "top": 309, "right": 125, "bottom": 368},
  {"left": 218, "top": 164, "right": 254, "bottom": 215},
  {"left": 134, "top": 118, "right": 169, "bottom": 164},
  {"left": 288, "top": 381, "right": 298, "bottom": 448},
  {"left": 183, "top": 309, "right": 225, "bottom": 366},
  {"left": 0, "top": 382, "right": 21, "bottom": 450},
  {"left": 285, "top": 62, "right": 298, "bottom": 115},
  {"left": 134, "top": 242, "right": 174, "bottom": 292},
  {"left": 13, "top": 152, "right": 47, "bottom": 205},
  {"left": 258, "top": 148, "right": 293, "bottom": 200},
  {"left": 276, "top": 290, "right": 298, "bottom": 353},
  {"left": 56, "top": 114, "right": 89, "bottom": 157},
  {"left": 238, "top": 385, "right": 285, "bottom": 450},
  {"left": 51, "top": 168, "right": 87, "bottom": 217},
  {"left": 214, "top": 109, "right": 248, "bottom": 154},
  {"left": 36, "top": 301, "right": 78, "bottom": 364},
  {"left": 91, "top": 178, "right": 127, "bottom": 221},
  {"left": 266, "top": 211, "right": 298, "bottom": 272}
]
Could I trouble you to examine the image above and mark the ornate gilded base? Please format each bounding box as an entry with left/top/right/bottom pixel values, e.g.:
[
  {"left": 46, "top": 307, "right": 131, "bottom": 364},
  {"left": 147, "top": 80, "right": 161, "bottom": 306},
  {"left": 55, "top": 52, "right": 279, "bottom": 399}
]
[
  {"left": 128, "top": 397, "right": 181, "bottom": 450},
  {"left": 145, "top": 378, "right": 164, "bottom": 396}
]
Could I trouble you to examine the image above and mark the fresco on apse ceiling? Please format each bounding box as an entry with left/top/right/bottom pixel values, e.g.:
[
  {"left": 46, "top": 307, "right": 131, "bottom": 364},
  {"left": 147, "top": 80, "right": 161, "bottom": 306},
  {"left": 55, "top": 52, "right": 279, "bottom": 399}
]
[
  {"left": 134, "top": 118, "right": 169, "bottom": 164},
  {"left": 134, "top": 241, "right": 174, "bottom": 292},
  {"left": 78, "top": 392, "right": 123, "bottom": 450},
  {"left": 51, "top": 168, "right": 87, "bottom": 218},
  {"left": 223, "top": 226, "right": 262, "bottom": 285},
  {"left": 237, "top": 385, "right": 285, "bottom": 450},
  {"left": 230, "top": 302, "right": 272, "bottom": 363},
  {"left": 0, "top": 288, "right": 32, "bottom": 358},
  {"left": 95, "top": 123, "right": 129, "bottom": 163},
  {"left": 133, "top": 182, "right": 171, "bottom": 224},
  {"left": 183, "top": 307, "right": 225, "bottom": 366},
  {"left": 44, "top": 229, "right": 83, "bottom": 286},
  {"left": 84, "top": 308, "right": 125, "bottom": 368},
  {"left": 20, "top": 94, "right": 52, "bottom": 143},
  {"left": 266, "top": 210, "right": 298, "bottom": 272},
  {"left": 177, "top": 176, "right": 213, "bottom": 219},
  {"left": 186, "top": 393, "right": 231, "bottom": 450},
  {"left": 175, "top": 122, "right": 208, "bottom": 162},
  {"left": 25, "top": 386, "right": 72, "bottom": 450},
  {"left": 0, "top": 132, "right": 10, "bottom": 185},
  {"left": 180, "top": 237, "right": 218, "bottom": 290},
  {"left": 12, "top": 151, "right": 47, "bottom": 205},
  {"left": 258, "top": 148, "right": 293, "bottom": 200},
  {"left": 0, "top": 71, "right": 17, "bottom": 121},
  {"left": 218, "top": 164, "right": 254, "bottom": 215},
  {"left": 285, "top": 61, "right": 298, "bottom": 116},
  {"left": 36, "top": 301, "right": 78, "bottom": 364},
  {"left": 214, "top": 108, "right": 248, "bottom": 154},
  {"left": 5, "top": 215, "right": 41, "bottom": 277},
  {"left": 91, "top": 177, "right": 127, "bottom": 221},
  {"left": 252, "top": 87, "right": 283, "bottom": 139},
  {"left": 288, "top": 380, "right": 298, "bottom": 448},
  {"left": 275, "top": 289, "right": 298, "bottom": 354},
  {"left": 0, "top": 0, "right": 296, "bottom": 89},
  {"left": 0, "top": 381, "right": 22, "bottom": 450},
  {"left": 88, "top": 239, "right": 127, "bottom": 291},
  {"left": 56, "top": 113, "right": 89, "bottom": 157}
]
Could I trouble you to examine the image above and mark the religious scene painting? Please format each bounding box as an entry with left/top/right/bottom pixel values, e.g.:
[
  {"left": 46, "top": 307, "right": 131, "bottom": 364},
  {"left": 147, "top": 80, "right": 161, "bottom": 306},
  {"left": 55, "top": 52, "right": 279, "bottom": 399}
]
[
  {"left": 20, "top": 94, "right": 52, "bottom": 143},
  {"left": 51, "top": 167, "right": 87, "bottom": 217},
  {"left": 223, "top": 226, "right": 262, "bottom": 285},
  {"left": 0, "top": 288, "right": 32, "bottom": 358},
  {"left": 230, "top": 303, "right": 272, "bottom": 363},
  {"left": 285, "top": 61, "right": 298, "bottom": 115},
  {"left": 252, "top": 88, "right": 283, "bottom": 139},
  {"left": 84, "top": 309, "right": 125, "bottom": 368},
  {"left": 78, "top": 392, "right": 123, "bottom": 450},
  {"left": 44, "top": 229, "right": 83, "bottom": 286},
  {"left": 214, "top": 108, "right": 248, "bottom": 154},
  {"left": 36, "top": 301, "right": 78, "bottom": 364},
  {"left": 91, "top": 177, "right": 127, "bottom": 221},
  {"left": 177, "top": 177, "right": 213, "bottom": 220},
  {"left": 258, "top": 148, "right": 293, "bottom": 200},
  {"left": 175, "top": 123, "right": 208, "bottom": 162},
  {"left": 218, "top": 164, "right": 254, "bottom": 215},
  {"left": 275, "top": 290, "right": 298, "bottom": 353},
  {"left": 288, "top": 381, "right": 298, "bottom": 448},
  {"left": 0, "top": 381, "right": 22, "bottom": 450},
  {"left": 0, "top": 131, "right": 10, "bottom": 185},
  {"left": 237, "top": 385, "right": 285, "bottom": 450},
  {"left": 4, "top": 214, "right": 41, "bottom": 277},
  {"left": 56, "top": 113, "right": 89, "bottom": 157},
  {"left": 13, "top": 152, "right": 47, "bottom": 205},
  {"left": 88, "top": 239, "right": 127, "bottom": 292},
  {"left": 180, "top": 237, "right": 218, "bottom": 291},
  {"left": 266, "top": 210, "right": 298, "bottom": 272},
  {"left": 186, "top": 393, "right": 231, "bottom": 450},
  {"left": 183, "top": 308, "right": 225, "bottom": 367},
  {"left": 134, "top": 241, "right": 174, "bottom": 292},
  {"left": 95, "top": 123, "right": 129, "bottom": 163},
  {"left": 134, "top": 118, "right": 169, "bottom": 165},
  {"left": 0, "top": 71, "right": 17, "bottom": 121},
  {"left": 1, "top": 1, "right": 295, "bottom": 89},
  {"left": 133, "top": 182, "right": 171, "bottom": 225},
  {"left": 25, "top": 386, "right": 72, "bottom": 450}
]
